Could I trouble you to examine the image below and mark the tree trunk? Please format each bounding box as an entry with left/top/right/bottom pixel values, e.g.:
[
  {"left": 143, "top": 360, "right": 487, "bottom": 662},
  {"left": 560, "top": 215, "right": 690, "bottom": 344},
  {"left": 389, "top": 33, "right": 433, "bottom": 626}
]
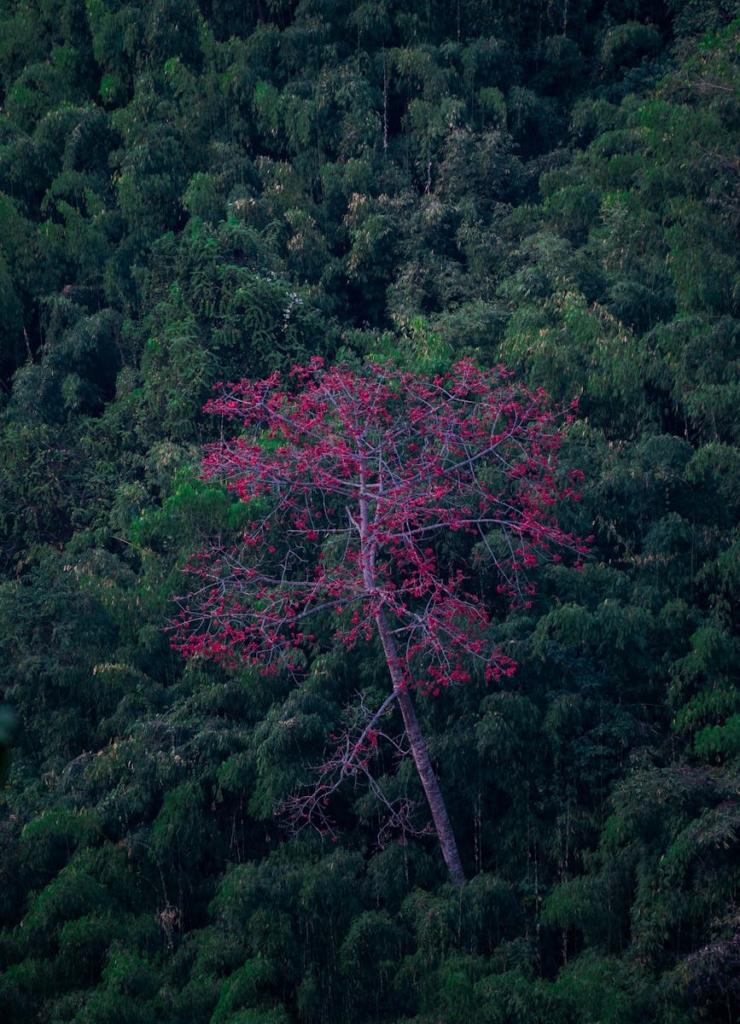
[{"left": 375, "top": 608, "right": 467, "bottom": 886}]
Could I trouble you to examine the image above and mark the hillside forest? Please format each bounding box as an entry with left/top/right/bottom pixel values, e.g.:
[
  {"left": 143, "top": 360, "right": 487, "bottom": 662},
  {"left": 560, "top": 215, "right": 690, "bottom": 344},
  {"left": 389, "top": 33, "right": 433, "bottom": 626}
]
[{"left": 1, "top": 0, "right": 740, "bottom": 1021}]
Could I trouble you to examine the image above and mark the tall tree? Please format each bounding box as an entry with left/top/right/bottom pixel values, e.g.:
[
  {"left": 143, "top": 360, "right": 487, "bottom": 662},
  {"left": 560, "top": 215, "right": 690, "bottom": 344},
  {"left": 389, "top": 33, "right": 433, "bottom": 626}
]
[{"left": 171, "top": 358, "right": 587, "bottom": 884}]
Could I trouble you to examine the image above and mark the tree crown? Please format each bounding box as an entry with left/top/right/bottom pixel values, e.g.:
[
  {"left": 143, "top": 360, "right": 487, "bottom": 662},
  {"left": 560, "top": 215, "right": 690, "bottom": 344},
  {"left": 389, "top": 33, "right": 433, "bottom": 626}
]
[{"left": 172, "top": 357, "right": 587, "bottom": 690}]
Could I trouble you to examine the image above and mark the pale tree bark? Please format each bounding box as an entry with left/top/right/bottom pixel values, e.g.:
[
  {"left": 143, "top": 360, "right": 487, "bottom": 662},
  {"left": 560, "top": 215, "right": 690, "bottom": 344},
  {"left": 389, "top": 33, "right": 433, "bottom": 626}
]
[
  {"left": 375, "top": 607, "right": 467, "bottom": 887},
  {"left": 358, "top": 464, "right": 467, "bottom": 887}
]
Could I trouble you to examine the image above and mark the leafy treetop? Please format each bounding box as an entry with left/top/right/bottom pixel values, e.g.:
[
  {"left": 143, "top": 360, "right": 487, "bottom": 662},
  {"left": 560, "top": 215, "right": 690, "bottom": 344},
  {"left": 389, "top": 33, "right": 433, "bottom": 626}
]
[
  {"left": 172, "top": 357, "right": 587, "bottom": 690},
  {"left": 172, "top": 358, "right": 587, "bottom": 885}
]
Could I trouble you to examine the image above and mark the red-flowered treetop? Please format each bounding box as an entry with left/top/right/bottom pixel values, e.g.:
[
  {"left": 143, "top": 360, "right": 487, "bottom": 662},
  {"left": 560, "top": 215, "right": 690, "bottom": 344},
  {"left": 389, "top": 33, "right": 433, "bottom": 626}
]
[
  {"left": 172, "top": 356, "right": 587, "bottom": 692},
  {"left": 172, "top": 357, "right": 588, "bottom": 876}
]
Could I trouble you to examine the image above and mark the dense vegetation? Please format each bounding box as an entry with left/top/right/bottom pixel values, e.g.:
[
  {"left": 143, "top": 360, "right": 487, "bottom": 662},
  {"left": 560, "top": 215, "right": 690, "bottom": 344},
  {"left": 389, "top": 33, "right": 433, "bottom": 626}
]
[{"left": 1, "top": 0, "right": 739, "bottom": 1020}]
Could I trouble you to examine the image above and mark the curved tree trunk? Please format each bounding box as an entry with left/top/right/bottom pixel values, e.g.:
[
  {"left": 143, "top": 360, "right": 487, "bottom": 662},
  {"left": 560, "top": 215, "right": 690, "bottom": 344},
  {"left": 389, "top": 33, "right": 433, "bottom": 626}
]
[{"left": 375, "top": 608, "right": 467, "bottom": 887}]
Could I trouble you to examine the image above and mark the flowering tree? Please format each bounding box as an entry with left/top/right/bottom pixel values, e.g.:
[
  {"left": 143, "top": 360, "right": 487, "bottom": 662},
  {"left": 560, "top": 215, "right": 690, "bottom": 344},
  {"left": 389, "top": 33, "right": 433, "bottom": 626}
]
[{"left": 172, "top": 358, "right": 587, "bottom": 885}]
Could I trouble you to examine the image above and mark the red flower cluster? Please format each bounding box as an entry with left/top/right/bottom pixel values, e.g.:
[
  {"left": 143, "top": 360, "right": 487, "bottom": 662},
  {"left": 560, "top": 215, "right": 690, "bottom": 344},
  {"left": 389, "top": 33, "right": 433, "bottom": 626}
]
[{"left": 172, "top": 357, "right": 587, "bottom": 691}]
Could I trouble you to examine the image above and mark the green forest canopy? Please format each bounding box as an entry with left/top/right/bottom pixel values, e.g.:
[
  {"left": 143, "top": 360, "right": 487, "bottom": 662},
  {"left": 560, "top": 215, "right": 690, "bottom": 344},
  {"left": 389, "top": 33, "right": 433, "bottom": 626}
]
[{"left": 1, "top": 0, "right": 740, "bottom": 1021}]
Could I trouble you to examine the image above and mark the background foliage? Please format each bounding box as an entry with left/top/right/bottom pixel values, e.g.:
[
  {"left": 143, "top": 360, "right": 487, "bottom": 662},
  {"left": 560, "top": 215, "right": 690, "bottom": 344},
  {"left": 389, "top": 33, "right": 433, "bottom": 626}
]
[{"left": 1, "top": 0, "right": 740, "bottom": 1020}]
